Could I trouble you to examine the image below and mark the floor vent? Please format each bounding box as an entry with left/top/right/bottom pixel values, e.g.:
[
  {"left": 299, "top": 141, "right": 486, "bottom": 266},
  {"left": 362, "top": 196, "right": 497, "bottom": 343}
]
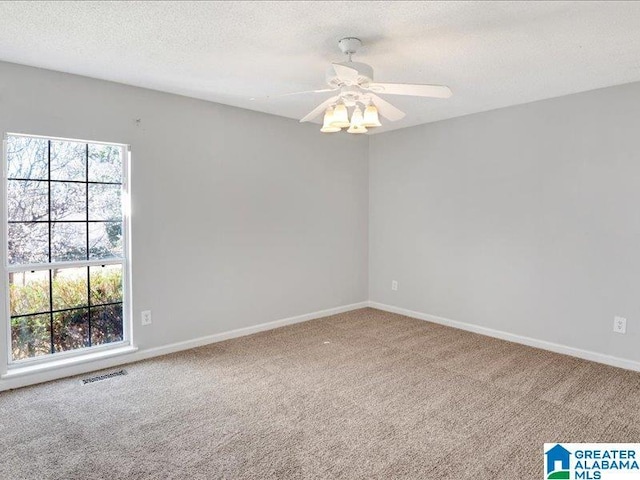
[{"left": 81, "top": 369, "right": 128, "bottom": 385}]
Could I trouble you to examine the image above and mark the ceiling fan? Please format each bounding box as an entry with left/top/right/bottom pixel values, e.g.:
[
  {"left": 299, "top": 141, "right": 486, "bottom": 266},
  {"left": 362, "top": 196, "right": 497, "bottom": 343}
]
[{"left": 266, "top": 37, "right": 453, "bottom": 134}]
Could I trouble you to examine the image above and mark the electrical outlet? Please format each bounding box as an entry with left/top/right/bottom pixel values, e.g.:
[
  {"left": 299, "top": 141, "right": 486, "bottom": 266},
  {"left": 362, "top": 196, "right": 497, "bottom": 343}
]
[
  {"left": 141, "top": 310, "right": 152, "bottom": 326},
  {"left": 391, "top": 280, "right": 398, "bottom": 291},
  {"left": 613, "top": 316, "right": 627, "bottom": 334}
]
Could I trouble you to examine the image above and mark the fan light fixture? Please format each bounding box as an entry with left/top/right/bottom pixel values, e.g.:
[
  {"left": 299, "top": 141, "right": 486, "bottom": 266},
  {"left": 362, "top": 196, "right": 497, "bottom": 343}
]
[{"left": 322, "top": 103, "right": 380, "bottom": 134}]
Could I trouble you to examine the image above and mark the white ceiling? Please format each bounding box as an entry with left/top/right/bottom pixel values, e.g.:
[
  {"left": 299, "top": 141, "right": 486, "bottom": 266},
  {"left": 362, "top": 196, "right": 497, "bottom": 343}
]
[{"left": 1, "top": 1, "right": 640, "bottom": 134}]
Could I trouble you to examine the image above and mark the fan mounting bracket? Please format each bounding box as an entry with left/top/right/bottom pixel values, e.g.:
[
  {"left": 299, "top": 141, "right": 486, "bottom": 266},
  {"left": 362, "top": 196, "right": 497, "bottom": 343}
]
[{"left": 338, "top": 37, "right": 362, "bottom": 57}]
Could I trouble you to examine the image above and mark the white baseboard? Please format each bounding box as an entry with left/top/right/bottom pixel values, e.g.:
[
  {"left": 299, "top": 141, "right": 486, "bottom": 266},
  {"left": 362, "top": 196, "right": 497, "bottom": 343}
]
[
  {"left": 0, "top": 301, "right": 369, "bottom": 392},
  {"left": 8, "top": 299, "right": 634, "bottom": 391},
  {"left": 132, "top": 301, "right": 369, "bottom": 362},
  {"left": 368, "top": 301, "right": 640, "bottom": 373}
]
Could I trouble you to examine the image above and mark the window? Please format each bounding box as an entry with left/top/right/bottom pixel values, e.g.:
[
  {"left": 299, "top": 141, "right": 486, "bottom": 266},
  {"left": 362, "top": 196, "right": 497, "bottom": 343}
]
[{"left": 4, "top": 134, "right": 130, "bottom": 363}]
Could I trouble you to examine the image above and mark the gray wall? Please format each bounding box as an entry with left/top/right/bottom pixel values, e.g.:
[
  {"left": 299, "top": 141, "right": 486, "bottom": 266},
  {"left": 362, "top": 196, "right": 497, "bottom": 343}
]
[
  {"left": 3, "top": 58, "right": 640, "bottom": 381},
  {"left": 370, "top": 81, "right": 640, "bottom": 362},
  {"left": 0, "top": 61, "right": 369, "bottom": 358}
]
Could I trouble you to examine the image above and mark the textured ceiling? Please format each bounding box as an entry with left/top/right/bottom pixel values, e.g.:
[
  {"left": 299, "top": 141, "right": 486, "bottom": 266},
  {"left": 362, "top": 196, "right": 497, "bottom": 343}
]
[{"left": 1, "top": 1, "right": 640, "bottom": 133}]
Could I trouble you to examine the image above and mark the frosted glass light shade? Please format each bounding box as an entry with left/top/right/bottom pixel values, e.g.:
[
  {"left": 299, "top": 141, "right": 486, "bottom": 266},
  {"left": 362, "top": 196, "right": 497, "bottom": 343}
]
[
  {"left": 330, "top": 104, "right": 350, "bottom": 128},
  {"left": 362, "top": 105, "right": 382, "bottom": 127},
  {"left": 320, "top": 107, "right": 341, "bottom": 133},
  {"left": 350, "top": 106, "right": 364, "bottom": 127}
]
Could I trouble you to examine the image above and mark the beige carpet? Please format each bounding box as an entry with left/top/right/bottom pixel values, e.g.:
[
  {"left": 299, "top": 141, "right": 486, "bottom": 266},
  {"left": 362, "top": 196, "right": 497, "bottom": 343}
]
[{"left": 1, "top": 308, "right": 639, "bottom": 479}]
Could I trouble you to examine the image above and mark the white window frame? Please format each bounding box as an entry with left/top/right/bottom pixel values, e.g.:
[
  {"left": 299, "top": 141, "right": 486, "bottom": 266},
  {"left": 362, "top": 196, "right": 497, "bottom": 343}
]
[{"left": 2, "top": 132, "right": 132, "bottom": 369}]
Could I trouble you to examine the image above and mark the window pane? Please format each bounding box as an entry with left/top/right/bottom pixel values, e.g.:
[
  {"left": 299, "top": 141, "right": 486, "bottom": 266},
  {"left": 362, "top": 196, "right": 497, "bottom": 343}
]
[
  {"left": 50, "top": 140, "right": 86, "bottom": 181},
  {"left": 7, "top": 135, "right": 48, "bottom": 180},
  {"left": 89, "top": 222, "right": 122, "bottom": 259},
  {"left": 8, "top": 223, "right": 49, "bottom": 265},
  {"left": 11, "top": 314, "right": 51, "bottom": 360},
  {"left": 52, "top": 308, "right": 89, "bottom": 353},
  {"left": 9, "top": 270, "right": 50, "bottom": 316},
  {"left": 7, "top": 180, "right": 49, "bottom": 222},
  {"left": 88, "top": 144, "right": 122, "bottom": 183},
  {"left": 51, "top": 222, "right": 87, "bottom": 262},
  {"left": 90, "top": 304, "right": 123, "bottom": 346},
  {"left": 6, "top": 135, "right": 128, "bottom": 362},
  {"left": 90, "top": 264, "right": 123, "bottom": 305},
  {"left": 52, "top": 267, "right": 88, "bottom": 311},
  {"left": 88, "top": 184, "right": 121, "bottom": 221},
  {"left": 50, "top": 182, "right": 86, "bottom": 221}
]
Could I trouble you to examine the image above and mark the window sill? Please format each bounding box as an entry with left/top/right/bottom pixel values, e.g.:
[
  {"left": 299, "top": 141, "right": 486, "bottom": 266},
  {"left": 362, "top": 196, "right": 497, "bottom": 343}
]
[{"left": 1, "top": 345, "right": 138, "bottom": 380}]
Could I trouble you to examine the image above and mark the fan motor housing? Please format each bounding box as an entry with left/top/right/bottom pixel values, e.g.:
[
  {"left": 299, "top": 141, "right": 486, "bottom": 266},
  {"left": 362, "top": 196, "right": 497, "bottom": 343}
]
[{"left": 326, "top": 62, "right": 374, "bottom": 88}]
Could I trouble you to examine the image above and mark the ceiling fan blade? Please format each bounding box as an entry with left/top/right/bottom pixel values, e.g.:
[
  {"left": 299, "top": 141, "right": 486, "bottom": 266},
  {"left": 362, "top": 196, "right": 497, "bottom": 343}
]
[
  {"left": 251, "top": 88, "right": 337, "bottom": 100},
  {"left": 299, "top": 96, "right": 339, "bottom": 123},
  {"left": 368, "top": 82, "right": 452, "bottom": 98},
  {"left": 368, "top": 94, "right": 406, "bottom": 121},
  {"left": 332, "top": 63, "right": 359, "bottom": 83}
]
